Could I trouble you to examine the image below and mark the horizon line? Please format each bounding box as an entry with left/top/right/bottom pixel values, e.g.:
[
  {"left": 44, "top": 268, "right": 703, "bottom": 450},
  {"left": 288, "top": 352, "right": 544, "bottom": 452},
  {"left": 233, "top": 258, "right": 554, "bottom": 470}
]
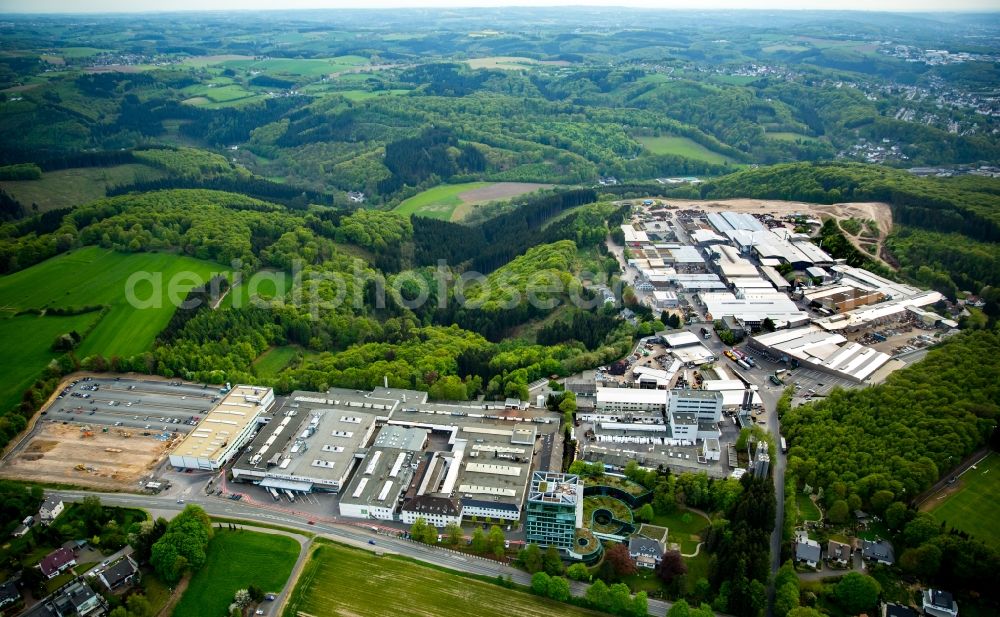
[{"left": 3, "top": 6, "right": 1000, "bottom": 16}]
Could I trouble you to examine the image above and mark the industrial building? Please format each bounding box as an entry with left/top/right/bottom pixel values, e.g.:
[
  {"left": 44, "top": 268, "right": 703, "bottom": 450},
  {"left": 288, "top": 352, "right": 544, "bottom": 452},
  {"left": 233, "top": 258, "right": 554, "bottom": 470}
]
[
  {"left": 698, "top": 291, "right": 810, "bottom": 329},
  {"left": 668, "top": 389, "right": 723, "bottom": 424},
  {"left": 814, "top": 290, "right": 943, "bottom": 332},
  {"left": 339, "top": 425, "right": 427, "bottom": 520},
  {"left": 393, "top": 413, "right": 537, "bottom": 526},
  {"left": 231, "top": 389, "right": 386, "bottom": 493},
  {"left": 169, "top": 385, "right": 274, "bottom": 471},
  {"left": 749, "top": 326, "right": 903, "bottom": 383},
  {"left": 593, "top": 387, "right": 667, "bottom": 415},
  {"left": 524, "top": 472, "right": 584, "bottom": 553},
  {"left": 231, "top": 387, "right": 546, "bottom": 525}
]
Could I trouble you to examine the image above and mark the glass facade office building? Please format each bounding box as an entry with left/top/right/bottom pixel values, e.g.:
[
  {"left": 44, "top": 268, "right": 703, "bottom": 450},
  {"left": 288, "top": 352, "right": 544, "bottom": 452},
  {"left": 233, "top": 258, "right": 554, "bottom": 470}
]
[{"left": 524, "top": 472, "right": 583, "bottom": 551}]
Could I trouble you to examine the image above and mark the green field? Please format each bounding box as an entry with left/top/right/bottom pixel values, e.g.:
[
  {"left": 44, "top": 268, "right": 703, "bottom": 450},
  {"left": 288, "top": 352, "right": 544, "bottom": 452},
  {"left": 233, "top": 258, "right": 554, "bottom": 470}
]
[
  {"left": 337, "top": 89, "right": 411, "bottom": 101},
  {"left": 0, "top": 164, "right": 165, "bottom": 212},
  {"left": 395, "top": 182, "right": 552, "bottom": 221},
  {"left": 395, "top": 182, "right": 490, "bottom": 220},
  {"left": 219, "top": 271, "right": 291, "bottom": 309},
  {"left": 283, "top": 540, "right": 604, "bottom": 617},
  {"left": 928, "top": 452, "right": 1000, "bottom": 548},
  {"left": 0, "top": 312, "right": 101, "bottom": 413},
  {"left": 181, "top": 82, "right": 265, "bottom": 108},
  {"left": 765, "top": 131, "right": 821, "bottom": 142},
  {"left": 253, "top": 345, "right": 300, "bottom": 377},
  {"left": 635, "top": 135, "right": 733, "bottom": 164},
  {"left": 0, "top": 247, "right": 226, "bottom": 388},
  {"left": 172, "top": 529, "right": 299, "bottom": 617}
]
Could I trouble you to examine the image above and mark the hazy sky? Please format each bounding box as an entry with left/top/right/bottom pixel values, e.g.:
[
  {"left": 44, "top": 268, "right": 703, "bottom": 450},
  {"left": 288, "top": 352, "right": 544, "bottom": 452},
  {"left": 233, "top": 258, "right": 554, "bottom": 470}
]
[{"left": 2, "top": 0, "right": 999, "bottom": 14}]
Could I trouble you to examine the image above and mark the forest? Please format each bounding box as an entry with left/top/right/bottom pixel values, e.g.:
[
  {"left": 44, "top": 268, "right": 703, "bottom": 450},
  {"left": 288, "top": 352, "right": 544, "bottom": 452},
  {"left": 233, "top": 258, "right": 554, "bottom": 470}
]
[{"left": 781, "top": 328, "right": 999, "bottom": 510}]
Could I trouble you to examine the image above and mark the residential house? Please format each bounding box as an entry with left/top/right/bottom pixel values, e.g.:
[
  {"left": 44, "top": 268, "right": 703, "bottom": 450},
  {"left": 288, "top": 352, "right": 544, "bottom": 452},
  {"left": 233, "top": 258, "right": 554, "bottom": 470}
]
[
  {"left": 97, "top": 556, "right": 139, "bottom": 592},
  {"left": 39, "top": 547, "right": 77, "bottom": 579},
  {"left": 23, "top": 578, "right": 103, "bottom": 617},
  {"left": 827, "top": 539, "right": 851, "bottom": 566},
  {"left": 38, "top": 497, "right": 64, "bottom": 526},
  {"left": 881, "top": 602, "right": 918, "bottom": 617},
  {"left": 0, "top": 580, "right": 21, "bottom": 611},
  {"left": 628, "top": 536, "right": 665, "bottom": 569},
  {"left": 794, "top": 538, "right": 821, "bottom": 568},
  {"left": 861, "top": 538, "right": 895, "bottom": 566},
  {"left": 922, "top": 589, "right": 958, "bottom": 617}
]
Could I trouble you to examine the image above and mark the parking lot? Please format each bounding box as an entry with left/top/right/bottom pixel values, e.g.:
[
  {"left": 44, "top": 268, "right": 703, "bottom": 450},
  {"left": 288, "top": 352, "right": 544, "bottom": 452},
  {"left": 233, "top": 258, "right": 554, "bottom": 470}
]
[
  {"left": 0, "top": 376, "right": 223, "bottom": 490},
  {"left": 45, "top": 377, "right": 218, "bottom": 435},
  {"left": 739, "top": 345, "right": 857, "bottom": 400}
]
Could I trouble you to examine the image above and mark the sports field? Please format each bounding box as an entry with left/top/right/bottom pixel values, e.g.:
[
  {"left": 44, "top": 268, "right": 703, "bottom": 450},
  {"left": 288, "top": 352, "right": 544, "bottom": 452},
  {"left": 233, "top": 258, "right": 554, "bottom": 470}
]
[
  {"left": 0, "top": 164, "right": 165, "bottom": 212},
  {"left": 0, "top": 247, "right": 226, "bottom": 398},
  {"left": 927, "top": 452, "right": 1000, "bottom": 548},
  {"left": 173, "top": 529, "right": 300, "bottom": 617},
  {"left": 394, "top": 182, "right": 552, "bottom": 221},
  {"left": 283, "top": 540, "right": 604, "bottom": 617},
  {"left": 635, "top": 135, "right": 733, "bottom": 164}
]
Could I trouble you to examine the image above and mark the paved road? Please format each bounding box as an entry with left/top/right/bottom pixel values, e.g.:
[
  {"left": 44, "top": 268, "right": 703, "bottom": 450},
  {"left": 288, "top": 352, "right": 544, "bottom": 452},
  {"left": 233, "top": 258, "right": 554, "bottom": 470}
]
[{"left": 49, "top": 489, "right": 687, "bottom": 617}]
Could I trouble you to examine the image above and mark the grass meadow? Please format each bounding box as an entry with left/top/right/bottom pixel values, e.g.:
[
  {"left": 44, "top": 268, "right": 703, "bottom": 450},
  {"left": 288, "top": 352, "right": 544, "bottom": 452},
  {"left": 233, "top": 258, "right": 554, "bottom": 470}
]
[
  {"left": 394, "top": 182, "right": 551, "bottom": 221},
  {"left": 394, "top": 182, "right": 490, "bottom": 220},
  {"left": 0, "top": 164, "right": 165, "bottom": 212},
  {"left": 0, "top": 312, "right": 100, "bottom": 413},
  {"left": 253, "top": 345, "right": 301, "bottom": 378},
  {"left": 0, "top": 247, "right": 226, "bottom": 410},
  {"left": 635, "top": 135, "right": 733, "bottom": 164},
  {"left": 283, "top": 540, "right": 605, "bottom": 617},
  {"left": 172, "top": 529, "right": 299, "bottom": 617}
]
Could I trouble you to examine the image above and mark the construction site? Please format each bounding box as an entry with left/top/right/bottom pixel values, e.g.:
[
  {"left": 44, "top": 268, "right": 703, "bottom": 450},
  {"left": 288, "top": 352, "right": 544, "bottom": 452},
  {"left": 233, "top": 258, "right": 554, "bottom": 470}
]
[{"left": 0, "top": 421, "right": 176, "bottom": 490}]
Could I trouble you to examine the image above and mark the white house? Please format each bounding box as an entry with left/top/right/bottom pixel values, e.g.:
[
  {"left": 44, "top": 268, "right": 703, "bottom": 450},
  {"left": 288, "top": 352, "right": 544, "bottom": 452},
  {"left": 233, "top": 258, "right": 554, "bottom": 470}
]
[{"left": 38, "top": 497, "right": 64, "bottom": 525}]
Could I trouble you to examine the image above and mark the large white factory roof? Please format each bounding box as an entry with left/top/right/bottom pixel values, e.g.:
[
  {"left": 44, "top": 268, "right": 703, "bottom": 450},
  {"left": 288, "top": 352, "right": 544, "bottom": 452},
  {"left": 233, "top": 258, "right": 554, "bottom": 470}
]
[
  {"left": 621, "top": 224, "right": 649, "bottom": 244},
  {"left": 700, "top": 291, "right": 809, "bottom": 325},
  {"left": 596, "top": 388, "right": 668, "bottom": 406},
  {"left": 752, "top": 326, "right": 894, "bottom": 382}
]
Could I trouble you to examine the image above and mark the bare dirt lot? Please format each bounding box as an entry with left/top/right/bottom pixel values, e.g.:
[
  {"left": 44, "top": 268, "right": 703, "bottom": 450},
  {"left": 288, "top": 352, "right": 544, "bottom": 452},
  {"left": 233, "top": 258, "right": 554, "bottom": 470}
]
[
  {"left": 0, "top": 422, "right": 175, "bottom": 490},
  {"left": 452, "top": 182, "right": 553, "bottom": 220}
]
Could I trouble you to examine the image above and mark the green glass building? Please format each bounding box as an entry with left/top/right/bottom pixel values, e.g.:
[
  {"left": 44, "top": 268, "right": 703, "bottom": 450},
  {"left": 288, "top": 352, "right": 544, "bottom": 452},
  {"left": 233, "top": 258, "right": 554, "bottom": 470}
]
[{"left": 524, "top": 471, "right": 583, "bottom": 551}]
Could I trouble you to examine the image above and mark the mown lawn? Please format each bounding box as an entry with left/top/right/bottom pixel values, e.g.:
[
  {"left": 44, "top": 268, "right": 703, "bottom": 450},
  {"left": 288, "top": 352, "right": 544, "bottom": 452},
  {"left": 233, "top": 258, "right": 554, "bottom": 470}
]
[
  {"left": 928, "top": 452, "right": 1000, "bottom": 548},
  {"left": 635, "top": 135, "right": 733, "bottom": 164},
  {"left": 172, "top": 529, "right": 299, "bottom": 617},
  {"left": 650, "top": 508, "right": 711, "bottom": 554},
  {"left": 796, "top": 493, "right": 822, "bottom": 523},
  {"left": 283, "top": 540, "right": 606, "bottom": 617}
]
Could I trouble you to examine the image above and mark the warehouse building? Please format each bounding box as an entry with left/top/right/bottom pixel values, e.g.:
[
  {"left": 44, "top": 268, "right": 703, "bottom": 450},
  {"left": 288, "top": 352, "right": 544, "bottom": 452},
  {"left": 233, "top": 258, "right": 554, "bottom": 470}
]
[
  {"left": 231, "top": 389, "right": 385, "bottom": 493},
  {"left": 749, "top": 326, "right": 902, "bottom": 383},
  {"left": 169, "top": 385, "right": 274, "bottom": 471},
  {"left": 698, "top": 291, "right": 810, "bottom": 329},
  {"left": 593, "top": 387, "right": 667, "bottom": 416},
  {"left": 339, "top": 425, "right": 427, "bottom": 520}
]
